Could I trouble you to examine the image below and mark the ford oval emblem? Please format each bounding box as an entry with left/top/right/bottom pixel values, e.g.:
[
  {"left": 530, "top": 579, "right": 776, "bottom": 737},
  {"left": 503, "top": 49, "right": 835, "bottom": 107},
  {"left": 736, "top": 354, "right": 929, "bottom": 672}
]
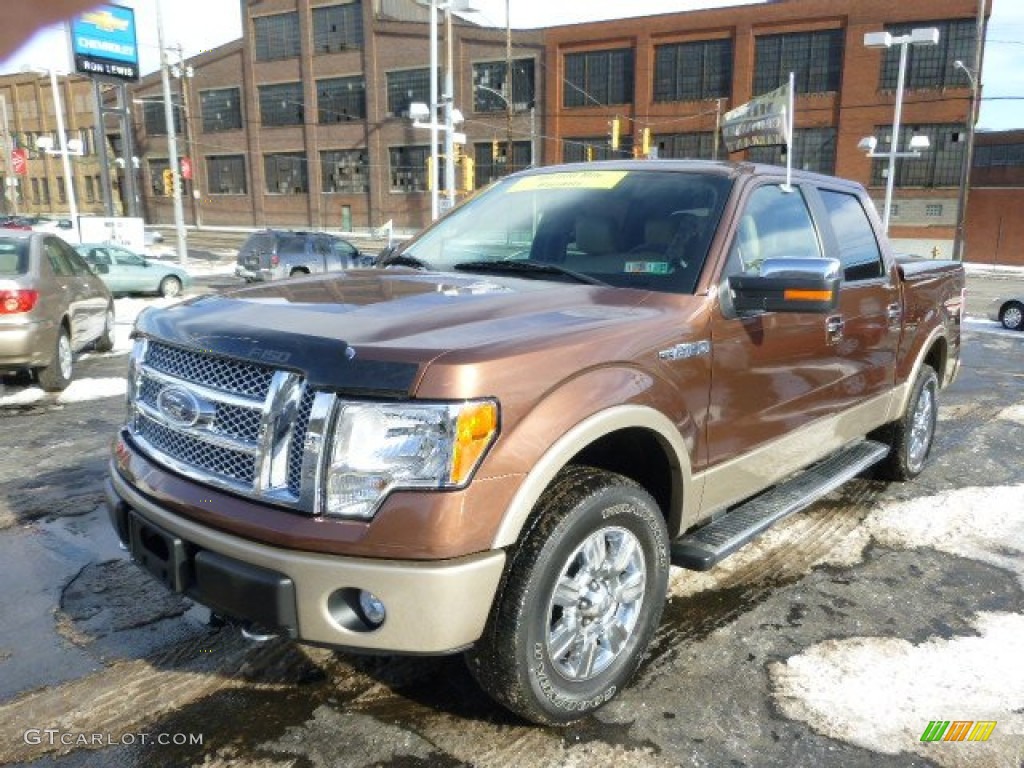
[{"left": 156, "top": 386, "right": 202, "bottom": 427}]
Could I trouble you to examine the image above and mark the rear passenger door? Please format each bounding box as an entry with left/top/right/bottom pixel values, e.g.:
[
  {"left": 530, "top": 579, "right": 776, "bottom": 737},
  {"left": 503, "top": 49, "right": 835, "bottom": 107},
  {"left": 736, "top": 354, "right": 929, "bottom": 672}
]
[{"left": 809, "top": 186, "right": 900, "bottom": 411}]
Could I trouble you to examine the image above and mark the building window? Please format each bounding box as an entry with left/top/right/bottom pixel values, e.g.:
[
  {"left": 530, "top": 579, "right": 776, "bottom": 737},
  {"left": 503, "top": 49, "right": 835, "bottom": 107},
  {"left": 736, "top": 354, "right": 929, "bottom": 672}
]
[
  {"left": 208, "top": 155, "right": 247, "bottom": 195},
  {"left": 754, "top": 30, "right": 843, "bottom": 96},
  {"left": 386, "top": 68, "right": 432, "bottom": 118},
  {"left": 31, "top": 178, "right": 40, "bottom": 205},
  {"left": 563, "top": 137, "right": 618, "bottom": 163},
  {"left": 141, "top": 99, "right": 182, "bottom": 135},
  {"left": 201, "top": 88, "right": 242, "bottom": 132},
  {"left": 564, "top": 49, "right": 634, "bottom": 107},
  {"left": 259, "top": 82, "right": 304, "bottom": 127},
  {"left": 974, "top": 143, "right": 1024, "bottom": 168},
  {"left": 85, "top": 175, "right": 95, "bottom": 203},
  {"left": 389, "top": 145, "right": 430, "bottom": 192},
  {"left": 317, "top": 76, "right": 366, "bottom": 123},
  {"left": 472, "top": 58, "right": 535, "bottom": 113},
  {"left": 57, "top": 176, "right": 67, "bottom": 204},
  {"left": 148, "top": 158, "right": 170, "bottom": 196},
  {"left": 321, "top": 149, "right": 368, "bottom": 193},
  {"left": 925, "top": 203, "right": 944, "bottom": 217},
  {"left": 312, "top": 2, "right": 363, "bottom": 53},
  {"left": 746, "top": 127, "right": 838, "bottom": 175},
  {"left": 653, "top": 39, "right": 732, "bottom": 103},
  {"left": 869, "top": 124, "right": 966, "bottom": 187},
  {"left": 473, "top": 141, "right": 531, "bottom": 187},
  {"left": 253, "top": 12, "right": 300, "bottom": 61},
  {"left": 653, "top": 132, "right": 723, "bottom": 160},
  {"left": 264, "top": 153, "right": 307, "bottom": 194},
  {"left": 890, "top": 203, "right": 900, "bottom": 218},
  {"left": 879, "top": 19, "right": 976, "bottom": 91}
]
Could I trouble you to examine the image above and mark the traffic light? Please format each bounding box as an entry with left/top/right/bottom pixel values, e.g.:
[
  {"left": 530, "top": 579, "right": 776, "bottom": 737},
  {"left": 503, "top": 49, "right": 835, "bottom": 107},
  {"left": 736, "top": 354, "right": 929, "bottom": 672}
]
[
  {"left": 162, "top": 168, "right": 174, "bottom": 197},
  {"left": 610, "top": 117, "right": 620, "bottom": 150},
  {"left": 462, "top": 156, "right": 475, "bottom": 192},
  {"left": 586, "top": 145, "right": 594, "bottom": 162},
  {"left": 641, "top": 127, "right": 651, "bottom": 157},
  {"left": 426, "top": 156, "right": 434, "bottom": 192},
  {"left": 491, "top": 140, "right": 500, "bottom": 162}
]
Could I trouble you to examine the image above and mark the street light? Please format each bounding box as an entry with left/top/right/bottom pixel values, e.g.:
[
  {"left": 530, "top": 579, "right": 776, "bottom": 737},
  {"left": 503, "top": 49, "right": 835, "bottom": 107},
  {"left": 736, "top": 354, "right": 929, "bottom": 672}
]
[
  {"left": 863, "top": 27, "right": 940, "bottom": 233},
  {"left": 952, "top": 59, "right": 979, "bottom": 262},
  {"left": 34, "top": 68, "right": 79, "bottom": 233}
]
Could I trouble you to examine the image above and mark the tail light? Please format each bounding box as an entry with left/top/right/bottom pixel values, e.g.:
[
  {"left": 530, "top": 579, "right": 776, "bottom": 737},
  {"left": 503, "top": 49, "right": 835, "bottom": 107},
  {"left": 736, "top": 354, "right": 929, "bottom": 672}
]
[
  {"left": 271, "top": 254, "right": 280, "bottom": 267},
  {"left": 0, "top": 289, "right": 39, "bottom": 314}
]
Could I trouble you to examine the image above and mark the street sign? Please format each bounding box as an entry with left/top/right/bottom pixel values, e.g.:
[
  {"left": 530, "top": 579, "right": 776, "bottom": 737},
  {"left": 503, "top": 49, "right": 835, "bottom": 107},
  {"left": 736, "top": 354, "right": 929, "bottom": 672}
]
[
  {"left": 180, "top": 156, "right": 192, "bottom": 181},
  {"left": 10, "top": 148, "right": 28, "bottom": 176}
]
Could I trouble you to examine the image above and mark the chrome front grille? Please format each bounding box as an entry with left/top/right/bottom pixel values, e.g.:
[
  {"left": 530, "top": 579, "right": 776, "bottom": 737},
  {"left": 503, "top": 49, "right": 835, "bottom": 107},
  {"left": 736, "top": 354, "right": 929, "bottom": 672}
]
[{"left": 127, "top": 340, "right": 333, "bottom": 513}]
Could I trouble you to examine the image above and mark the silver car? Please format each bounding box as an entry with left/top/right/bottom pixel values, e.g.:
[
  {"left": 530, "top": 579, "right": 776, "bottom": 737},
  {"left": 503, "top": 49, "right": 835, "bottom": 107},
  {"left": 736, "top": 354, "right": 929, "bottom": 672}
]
[
  {"left": 988, "top": 295, "right": 1024, "bottom": 331},
  {"left": 0, "top": 231, "right": 114, "bottom": 391}
]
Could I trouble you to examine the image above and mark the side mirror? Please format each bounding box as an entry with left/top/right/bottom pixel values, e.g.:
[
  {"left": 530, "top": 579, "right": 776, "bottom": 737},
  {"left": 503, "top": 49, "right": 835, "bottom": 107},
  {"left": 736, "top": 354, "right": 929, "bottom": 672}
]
[{"left": 728, "top": 258, "right": 841, "bottom": 314}]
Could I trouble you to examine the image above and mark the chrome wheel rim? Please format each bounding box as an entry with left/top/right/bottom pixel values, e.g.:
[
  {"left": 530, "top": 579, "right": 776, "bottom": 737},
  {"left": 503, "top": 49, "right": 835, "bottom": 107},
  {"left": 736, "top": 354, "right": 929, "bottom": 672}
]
[
  {"left": 57, "top": 333, "right": 72, "bottom": 380},
  {"left": 544, "top": 526, "right": 646, "bottom": 682},
  {"left": 1004, "top": 306, "right": 1022, "bottom": 330},
  {"left": 163, "top": 278, "right": 181, "bottom": 297},
  {"left": 907, "top": 382, "right": 935, "bottom": 471}
]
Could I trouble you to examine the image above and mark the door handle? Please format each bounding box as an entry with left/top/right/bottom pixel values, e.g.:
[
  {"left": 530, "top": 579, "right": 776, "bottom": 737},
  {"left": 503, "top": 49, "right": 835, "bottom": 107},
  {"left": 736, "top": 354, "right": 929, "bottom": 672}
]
[
  {"left": 825, "top": 315, "right": 845, "bottom": 345},
  {"left": 887, "top": 303, "right": 903, "bottom": 325}
]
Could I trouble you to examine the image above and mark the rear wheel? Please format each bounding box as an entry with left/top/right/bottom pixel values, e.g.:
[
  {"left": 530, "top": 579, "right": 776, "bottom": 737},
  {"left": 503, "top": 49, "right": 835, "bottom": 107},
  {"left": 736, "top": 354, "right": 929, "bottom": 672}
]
[
  {"left": 37, "top": 326, "right": 73, "bottom": 391},
  {"left": 875, "top": 364, "right": 938, "bottom": 481},
  {"left": 466, "top": 466, "right": 669, "bottom": 725},
  {"left": 289, "top": 268, "right": 309, "bottom": 278},
  {"left": 1000, "top": 301, "right": 1023, "bottom": 331},
  {"left": 159, "top": 276, "right": 182, "bottom": 298}
]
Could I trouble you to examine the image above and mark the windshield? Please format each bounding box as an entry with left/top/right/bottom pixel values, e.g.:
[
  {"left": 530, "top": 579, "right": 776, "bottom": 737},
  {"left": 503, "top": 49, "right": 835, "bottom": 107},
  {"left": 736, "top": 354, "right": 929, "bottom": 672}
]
[
  {"left": 0, "top": 238, "right": 29, "bottom": 275},
  {"left": 403, "top": 168, "right": 733, "bottom": 294}
]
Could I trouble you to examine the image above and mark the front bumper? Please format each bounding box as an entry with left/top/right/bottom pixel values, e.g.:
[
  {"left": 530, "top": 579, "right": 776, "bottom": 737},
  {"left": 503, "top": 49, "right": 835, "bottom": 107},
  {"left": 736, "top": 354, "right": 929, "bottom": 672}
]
[{"left": 106, "top": 467, "right": 506, "bottom": 654}]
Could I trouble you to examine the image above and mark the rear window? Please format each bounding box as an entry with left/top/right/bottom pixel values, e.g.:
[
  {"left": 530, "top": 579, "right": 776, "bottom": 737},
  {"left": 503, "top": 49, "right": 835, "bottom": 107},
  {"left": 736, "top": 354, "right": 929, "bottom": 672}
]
[
  {"left": 242, "top": 233, "right": 275, "bottom": 254},
  {"left": 0, "top": 239, "right": 28, "bottom": 275}
]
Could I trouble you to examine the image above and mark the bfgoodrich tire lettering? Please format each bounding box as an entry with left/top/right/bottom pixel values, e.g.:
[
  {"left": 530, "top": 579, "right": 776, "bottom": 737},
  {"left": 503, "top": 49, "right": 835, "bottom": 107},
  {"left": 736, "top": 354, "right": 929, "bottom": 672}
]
[{"left": 466, "top": 466, "right": 669, "bottom": 725}]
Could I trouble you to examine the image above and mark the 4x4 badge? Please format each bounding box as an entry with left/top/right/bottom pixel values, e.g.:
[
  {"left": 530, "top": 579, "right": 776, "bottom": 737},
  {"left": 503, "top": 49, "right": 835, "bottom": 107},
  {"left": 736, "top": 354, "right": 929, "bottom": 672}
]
[{"left": 658, "top": 340, "right": 711, "bottom": 361}]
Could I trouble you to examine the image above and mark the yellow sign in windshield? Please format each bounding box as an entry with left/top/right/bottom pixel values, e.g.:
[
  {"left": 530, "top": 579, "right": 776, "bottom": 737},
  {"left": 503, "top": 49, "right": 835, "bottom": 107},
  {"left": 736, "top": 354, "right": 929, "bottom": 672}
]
[{"left": 509, "top": 171, "right": 628, "bottom": 192}]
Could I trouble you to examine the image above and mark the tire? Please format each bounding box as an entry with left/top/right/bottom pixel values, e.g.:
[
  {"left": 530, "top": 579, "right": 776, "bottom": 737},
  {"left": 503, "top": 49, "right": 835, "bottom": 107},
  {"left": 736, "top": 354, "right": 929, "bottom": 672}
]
[
  {"left": 37, "top": 326, "right": 73, "bottom": 392},
  {"left": 874, "top": 365, "right": 939, "bottom": 481},
  {"left": 159, "top": 276, "right": 182, "bottom": 298},
  {"left": 466, "top": 466, "right": 669, "bottom": 725},
  {"left": 1000, "top": 301, "right": 1023, "bottom": 331},
  {"left": 289, "top": 268, "right": 309, "bottom": 278},
  {"left": 94, "top": 307, "right": 115, "bottom": 353}
]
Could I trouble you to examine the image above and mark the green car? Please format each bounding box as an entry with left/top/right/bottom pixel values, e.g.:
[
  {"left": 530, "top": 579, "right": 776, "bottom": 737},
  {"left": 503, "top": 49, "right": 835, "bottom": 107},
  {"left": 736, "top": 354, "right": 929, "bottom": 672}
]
[{"left": 76, "top": 243, "right": 192, "bottom": 298}]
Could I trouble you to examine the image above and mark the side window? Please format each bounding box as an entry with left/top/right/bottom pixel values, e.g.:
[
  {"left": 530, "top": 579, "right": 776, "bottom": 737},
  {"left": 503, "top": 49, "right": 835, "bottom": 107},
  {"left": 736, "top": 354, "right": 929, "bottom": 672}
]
[
  {"left": 115, "top": 248, "right": 146, "bottom": 266},
  {"left": 724, "top": 185, "right": 822, "bottom": 277},
  {"left": 334, "top": 240, "right": 356, "bottom": 258},
  {"left": 87, "top": 247, "right": 112, "bottom": 266},
  {"left": 819, "top": 189, "right": 885, "bottom": 281},
  {"left": 62, "top": 242, "right": 93, "bottom": 277},
  {"left": 44, "top": 239, "right": 75, "bottom": 276}
]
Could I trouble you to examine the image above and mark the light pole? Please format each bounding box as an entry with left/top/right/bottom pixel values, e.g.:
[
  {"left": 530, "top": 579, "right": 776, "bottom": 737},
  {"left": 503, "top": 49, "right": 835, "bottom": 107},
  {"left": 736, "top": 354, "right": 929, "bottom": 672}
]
[
  {"left": 952, "top": 59, "right": 979, "bottom": 262},
  {"left": 475, "top": 83, "right": 536, "bottom": 169},
  {"left": 156, "top": 0, "right": 187, "bottom": 265},
  {"left": 35, "top": 69, "right": 79, "bottom": 232},
  {"left": 863, "top": 28, "right": 940, "bottom": 233}
]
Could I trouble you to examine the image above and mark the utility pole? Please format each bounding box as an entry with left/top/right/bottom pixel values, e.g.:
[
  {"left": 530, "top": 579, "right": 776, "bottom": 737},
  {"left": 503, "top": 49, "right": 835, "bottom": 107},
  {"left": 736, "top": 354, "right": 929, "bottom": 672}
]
[
  {"left": 443, "top": 6, "right": 456, "bottom": 211},
  {"left": 157, "top": 0, "right": 187, "bottom": 264},
  {"left": 175, "top": 44, "right": 202, "bottom": 229},
  {"left": 428, "top": 0, "right": 439, "bottom": 220},
  {"left": 951, "top": 0, "right": 987, "bottom": 262},
  {"left": 505, "top": 0, "right": 513, "bottom": 168},
  {"left": 0, "top": 95, "right": 17, "bottom": 215}
]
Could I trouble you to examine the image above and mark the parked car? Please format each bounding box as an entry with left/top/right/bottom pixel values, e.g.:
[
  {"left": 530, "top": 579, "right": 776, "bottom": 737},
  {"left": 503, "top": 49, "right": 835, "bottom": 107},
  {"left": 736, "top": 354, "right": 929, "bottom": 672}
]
[
  {"left": 76, "top": 243, "right": 191, "bottom": 298},
  {"left": 235, "top": 229, "right": 364, "bottom": 282},
  {"left": 988, "top": 295, "right": 1024, "bottom": 331},
  {"left": 0, "top": 231, "right": 113, "bottom": 391}
]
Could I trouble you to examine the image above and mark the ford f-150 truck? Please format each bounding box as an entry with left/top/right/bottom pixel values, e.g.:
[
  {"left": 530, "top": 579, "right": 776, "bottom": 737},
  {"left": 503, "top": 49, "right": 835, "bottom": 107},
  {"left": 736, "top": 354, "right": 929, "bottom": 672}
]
[{"left": 105, "top": 161, "right": 964, "bottom": 725}]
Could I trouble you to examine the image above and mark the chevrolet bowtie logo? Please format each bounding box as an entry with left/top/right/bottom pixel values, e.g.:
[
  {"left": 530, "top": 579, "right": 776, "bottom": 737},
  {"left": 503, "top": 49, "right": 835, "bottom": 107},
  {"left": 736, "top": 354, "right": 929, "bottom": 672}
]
[{"left": 81, "top": 10, "right": 130, "bottom": 33}]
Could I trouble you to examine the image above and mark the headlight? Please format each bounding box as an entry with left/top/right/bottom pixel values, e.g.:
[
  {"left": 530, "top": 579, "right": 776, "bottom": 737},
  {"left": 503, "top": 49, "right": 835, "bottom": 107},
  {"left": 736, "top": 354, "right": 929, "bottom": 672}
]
[
  {"left": 325, "top": 399, "right": 499, "bottom": 519},
  {"left": 125, "top": 338, "right": 148, "bottom": 420}
]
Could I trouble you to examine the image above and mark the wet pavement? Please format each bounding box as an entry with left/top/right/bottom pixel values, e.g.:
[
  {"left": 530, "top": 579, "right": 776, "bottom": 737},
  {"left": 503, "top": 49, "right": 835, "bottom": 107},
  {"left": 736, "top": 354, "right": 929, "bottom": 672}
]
[{"left": 1, "top": 302, "right": 1022, "bottom": 767}]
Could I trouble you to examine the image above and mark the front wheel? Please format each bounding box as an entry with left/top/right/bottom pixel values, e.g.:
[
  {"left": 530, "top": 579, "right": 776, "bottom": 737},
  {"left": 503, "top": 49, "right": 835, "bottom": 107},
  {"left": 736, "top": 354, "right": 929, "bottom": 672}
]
[
  {"left": 874, "top": 364, "right": 938, "bottom": 481},
  {"left": 466, "top": 466, "right": 669, "bottom": 725}
]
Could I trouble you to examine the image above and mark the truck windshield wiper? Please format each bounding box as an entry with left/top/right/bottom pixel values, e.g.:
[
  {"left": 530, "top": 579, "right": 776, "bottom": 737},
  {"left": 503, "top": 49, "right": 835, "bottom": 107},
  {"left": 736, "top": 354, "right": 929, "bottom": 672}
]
[
  {"left": 452, "top": 259, "right": 607, "bottom": 286},
  {"left": 379, "top": 252, "right": 429, "bottom": 269}
]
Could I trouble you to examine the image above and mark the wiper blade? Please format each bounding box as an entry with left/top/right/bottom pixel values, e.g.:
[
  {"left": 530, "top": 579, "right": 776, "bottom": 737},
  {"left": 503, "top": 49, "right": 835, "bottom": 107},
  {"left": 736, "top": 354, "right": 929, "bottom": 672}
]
[
  {"left": 453, "top": 259, "right": 607, "bottom": 286},
  {"left": 379, "top": 252, "right": 429, "bottom": 269}
]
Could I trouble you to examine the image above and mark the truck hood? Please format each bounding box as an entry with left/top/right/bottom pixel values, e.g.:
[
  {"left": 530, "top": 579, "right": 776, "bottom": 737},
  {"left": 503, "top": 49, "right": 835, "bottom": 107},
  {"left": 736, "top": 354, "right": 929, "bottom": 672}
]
[{"left": 134, "top": 270, "right": 672, "bottom": 395}]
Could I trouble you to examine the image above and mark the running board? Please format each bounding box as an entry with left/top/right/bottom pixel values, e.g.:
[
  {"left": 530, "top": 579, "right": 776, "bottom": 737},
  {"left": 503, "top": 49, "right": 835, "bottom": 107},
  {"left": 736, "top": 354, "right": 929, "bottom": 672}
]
[{"left": 671, "top": 440, "right": 889, "bottom": 571}]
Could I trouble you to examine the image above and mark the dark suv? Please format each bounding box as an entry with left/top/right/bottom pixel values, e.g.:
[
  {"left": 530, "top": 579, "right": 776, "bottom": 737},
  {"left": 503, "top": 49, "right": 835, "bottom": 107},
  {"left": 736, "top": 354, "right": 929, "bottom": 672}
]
[{"left": 235, "top": 229, "right": 364, "bottom": 282}]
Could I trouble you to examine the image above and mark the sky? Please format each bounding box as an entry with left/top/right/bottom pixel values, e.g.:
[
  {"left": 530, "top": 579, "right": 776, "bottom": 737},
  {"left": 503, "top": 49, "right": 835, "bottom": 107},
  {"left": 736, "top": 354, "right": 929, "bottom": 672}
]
[{"left": 0, "top": 0, "right": 1020, "bottom": 131}]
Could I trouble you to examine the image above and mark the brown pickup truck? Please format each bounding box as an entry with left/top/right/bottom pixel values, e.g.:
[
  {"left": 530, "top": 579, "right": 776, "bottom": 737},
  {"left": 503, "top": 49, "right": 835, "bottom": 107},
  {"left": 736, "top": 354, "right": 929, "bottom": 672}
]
[{"left": 105, "top": 161, "right": 964, "bottom": 724}]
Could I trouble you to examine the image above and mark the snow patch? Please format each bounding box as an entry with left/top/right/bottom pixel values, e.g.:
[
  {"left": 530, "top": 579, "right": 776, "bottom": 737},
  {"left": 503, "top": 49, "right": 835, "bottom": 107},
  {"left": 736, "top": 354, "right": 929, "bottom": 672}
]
[
  {"left": 997, "top": 404, "right": 1024, "bottom": 425},
  {"left": 770, "top": 612, "right": 1024, "bottom": 766},
  {"left": 0, "top": 378, "right": 126, "bottom": 407},
  {"left": 0, "top": 387, "right": 46, "bottom": 407}
]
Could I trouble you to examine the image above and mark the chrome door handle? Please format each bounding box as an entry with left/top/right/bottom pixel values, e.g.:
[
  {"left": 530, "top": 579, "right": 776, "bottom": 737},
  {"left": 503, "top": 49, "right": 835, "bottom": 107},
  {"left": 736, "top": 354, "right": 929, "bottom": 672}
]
[
  {"left": 887, "top": 303, "right": 903, "bottom": 325},
  {"left": 826, "top": 315, "right": 845, "bottom": 345}
]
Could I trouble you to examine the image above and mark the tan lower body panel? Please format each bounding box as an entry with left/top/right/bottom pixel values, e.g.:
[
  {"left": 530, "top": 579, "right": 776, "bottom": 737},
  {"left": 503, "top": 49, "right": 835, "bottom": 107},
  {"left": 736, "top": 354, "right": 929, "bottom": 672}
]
[
  {"left": 696, "top": 390, "right": 896, "bottom": 519},
  {"left": 110, "top": 469, "right": 506, "bottom": 654}
]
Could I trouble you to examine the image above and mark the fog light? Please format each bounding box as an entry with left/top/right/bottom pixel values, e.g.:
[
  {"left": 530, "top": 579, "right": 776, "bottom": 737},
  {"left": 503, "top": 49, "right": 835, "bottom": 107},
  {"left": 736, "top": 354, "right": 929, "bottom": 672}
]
[{"left": 358, "top": 590, "right": 386, "bottom": 626}]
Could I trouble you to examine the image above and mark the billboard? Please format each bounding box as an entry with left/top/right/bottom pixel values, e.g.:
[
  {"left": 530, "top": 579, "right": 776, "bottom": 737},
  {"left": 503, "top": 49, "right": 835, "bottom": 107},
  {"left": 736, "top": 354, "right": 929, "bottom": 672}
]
[{"left": 69, "top": 4, "right": 140, "bottom": 82}]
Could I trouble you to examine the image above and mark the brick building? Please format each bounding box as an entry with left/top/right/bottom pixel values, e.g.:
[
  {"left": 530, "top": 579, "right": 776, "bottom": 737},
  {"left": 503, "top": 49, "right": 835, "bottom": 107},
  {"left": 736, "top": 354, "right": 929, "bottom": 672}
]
[
  {"left": 964, "top": 130, "right": 1024, "bottom": 266},
  {"left": 0, "top": 72, "right": 123, "bottom": 219},
  {"left": 129, "top": 0, "right": 991, "bottom": 255}
]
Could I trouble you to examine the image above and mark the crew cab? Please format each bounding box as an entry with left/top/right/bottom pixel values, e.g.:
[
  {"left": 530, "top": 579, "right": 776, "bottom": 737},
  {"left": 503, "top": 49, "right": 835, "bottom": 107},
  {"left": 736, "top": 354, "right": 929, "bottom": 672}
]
[{"left": 105, "top": 161, "right": 964, "bottom": 725}]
